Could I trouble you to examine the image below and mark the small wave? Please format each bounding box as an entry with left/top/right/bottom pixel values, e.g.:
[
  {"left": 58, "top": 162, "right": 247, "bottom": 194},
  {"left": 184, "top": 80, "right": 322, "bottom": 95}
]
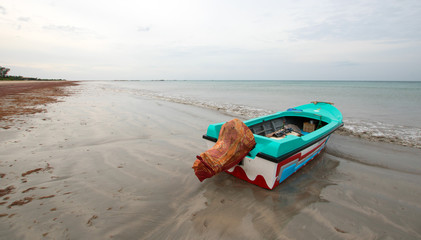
[
  {"left": 336, "top": 119, "right": 421, "bottom": 149},
  {"left": 121, "top": 87, "right": 275, "bottom": 119},
  {"left": 108, "top": 84, "right": 421, "bottom": 149}
]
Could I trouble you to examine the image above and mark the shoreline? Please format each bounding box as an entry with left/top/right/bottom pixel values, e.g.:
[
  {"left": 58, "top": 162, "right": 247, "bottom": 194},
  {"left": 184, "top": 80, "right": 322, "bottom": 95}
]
[{"left": 0, "top": 80, "right": 419, "bottom": 149}]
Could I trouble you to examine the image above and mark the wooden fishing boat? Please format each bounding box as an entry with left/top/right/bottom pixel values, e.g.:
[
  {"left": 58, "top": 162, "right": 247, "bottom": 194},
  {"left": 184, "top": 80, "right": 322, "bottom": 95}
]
[{"left": 202, "top": 102, "right": 343, "bottom": 190}]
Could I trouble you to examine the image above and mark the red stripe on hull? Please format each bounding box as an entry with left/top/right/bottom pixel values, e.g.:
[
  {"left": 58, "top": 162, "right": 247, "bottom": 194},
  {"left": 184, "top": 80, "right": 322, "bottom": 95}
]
[
  {"left": 275, "top": 153, "right": 300, "bottom": 176},
  {"left": 226, "top": 138, "right": 328, "bottom": 190},
  {"left": 275, "top": 139, "right": 327, "bottom": 180},
  {"left": 301, "top": 139, "right": 327, "bottom": 159},
  {"left": 228, "top": 166, "right": 271, "bottom": 189}
]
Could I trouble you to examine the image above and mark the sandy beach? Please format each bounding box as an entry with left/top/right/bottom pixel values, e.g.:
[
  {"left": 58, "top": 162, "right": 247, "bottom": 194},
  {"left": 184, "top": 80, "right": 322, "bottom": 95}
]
[
  {"left": 0, "top": 81, "right": 79, "bottom": 128},
  {"left": 1, "top": 81, "right": 421, "bottom": 239}
]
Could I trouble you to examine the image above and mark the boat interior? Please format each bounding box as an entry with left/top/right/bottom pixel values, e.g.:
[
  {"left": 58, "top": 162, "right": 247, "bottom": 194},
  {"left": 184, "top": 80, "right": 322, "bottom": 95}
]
[{"left": 249, "top": 116, "right": 328, "bottom": 139}]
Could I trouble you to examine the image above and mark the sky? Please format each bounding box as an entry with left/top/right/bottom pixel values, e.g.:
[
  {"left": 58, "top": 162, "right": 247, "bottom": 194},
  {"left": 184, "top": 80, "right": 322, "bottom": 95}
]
[{"left": 1, "top": 0, "right": 421, "bottom": 81}]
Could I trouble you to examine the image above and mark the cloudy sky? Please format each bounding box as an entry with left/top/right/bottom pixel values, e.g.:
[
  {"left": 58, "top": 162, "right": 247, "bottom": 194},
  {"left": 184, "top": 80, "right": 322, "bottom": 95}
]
[{"left": 1, "top": 0, "right": 421, "bottom": 80}]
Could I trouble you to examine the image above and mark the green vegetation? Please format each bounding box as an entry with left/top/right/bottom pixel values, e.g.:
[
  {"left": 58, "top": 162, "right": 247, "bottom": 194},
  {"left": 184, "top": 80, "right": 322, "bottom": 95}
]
[
  {"left": 0, "top": 66, "right": 65, "bottom": 81},
  {"left": 0, "top": 75, "right": 40, "bottom": 81},
  {"left": 0, "top": 66, "right": 11, "bottom": 79}
]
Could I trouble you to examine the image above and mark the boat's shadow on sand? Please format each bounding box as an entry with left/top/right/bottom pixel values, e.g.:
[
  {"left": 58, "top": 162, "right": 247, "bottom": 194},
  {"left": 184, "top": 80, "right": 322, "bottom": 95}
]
[{"left": 189, "top": 151, "right": 339, "bottom": 238}]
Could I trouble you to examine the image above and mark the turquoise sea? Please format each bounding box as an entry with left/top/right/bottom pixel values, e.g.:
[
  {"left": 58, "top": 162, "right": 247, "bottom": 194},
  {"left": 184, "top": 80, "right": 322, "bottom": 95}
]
[{"left": 95, "top": 80, "right": 421, "bottom": 148}]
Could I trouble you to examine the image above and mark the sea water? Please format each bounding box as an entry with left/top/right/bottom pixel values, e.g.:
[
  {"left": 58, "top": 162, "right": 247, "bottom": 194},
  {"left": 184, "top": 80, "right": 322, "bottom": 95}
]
[{"left": 95, "top": 80, "right": 421, "bottom": 148}]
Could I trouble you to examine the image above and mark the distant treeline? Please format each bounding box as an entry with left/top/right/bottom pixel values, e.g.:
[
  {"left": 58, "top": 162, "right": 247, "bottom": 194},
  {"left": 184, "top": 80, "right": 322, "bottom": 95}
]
[
  {"left": 0, "top": 75, "right": 36, "bottom": 80},
  {"left": 0, "top": 76, "right": 66, "bottom": 81},
  {"left": 0, "top": 66, "right": 65, "bottom": 81}
]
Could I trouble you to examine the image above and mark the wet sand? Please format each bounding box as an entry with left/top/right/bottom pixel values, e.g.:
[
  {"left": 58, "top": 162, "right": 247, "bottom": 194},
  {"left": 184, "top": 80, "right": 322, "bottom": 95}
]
[
  {"left": 0, "top": 82, "right": 420, "bottom": 239},
  {"left": 0, "top": 81, "right": 79, "bottom": 128}
]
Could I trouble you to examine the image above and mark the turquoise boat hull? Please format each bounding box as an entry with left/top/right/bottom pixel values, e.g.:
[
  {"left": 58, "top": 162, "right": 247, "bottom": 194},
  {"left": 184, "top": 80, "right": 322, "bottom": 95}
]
[{"left": 203, "top": 102, "right": 343, "bottom": 189}]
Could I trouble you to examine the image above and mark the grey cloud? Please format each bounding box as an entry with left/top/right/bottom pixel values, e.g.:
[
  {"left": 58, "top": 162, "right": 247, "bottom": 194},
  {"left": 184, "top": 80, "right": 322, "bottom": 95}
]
[
  {"left": 333, "top": 61, "right": 360, "bottom": 67},
  {"left": 18, "top": 17, "right": 30, "bottom": 22},
  {"left": 43, "top": 24, "right": 83, "bottom": 32},
  {"left": 42, "top": 24, "right": 99, "bottom": 39},
  {"left": 0, "top": 6, "right": 6, "bottom": 15},
  {"left": 290, "top": 0, "right": 421, "bottom": 42},
  {"left": 167, "top": 45, "right": 249, "bottom": 58},
  {"left": 137, "top": 26, "right": 150, "bottom": 32}
]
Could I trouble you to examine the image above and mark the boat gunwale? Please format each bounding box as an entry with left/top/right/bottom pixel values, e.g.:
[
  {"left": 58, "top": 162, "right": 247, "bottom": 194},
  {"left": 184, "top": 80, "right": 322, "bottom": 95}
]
[
  {"left": 254, "top": 122, "right": 343, "bottom": 163},
  {"left": 202, "top": 123, "right": 343, "bottom": 164}
]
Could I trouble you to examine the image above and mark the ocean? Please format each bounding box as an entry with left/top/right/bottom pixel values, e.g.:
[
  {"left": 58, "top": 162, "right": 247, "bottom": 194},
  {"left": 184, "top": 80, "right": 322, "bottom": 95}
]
[{"left": 96, "top": 80, "right": 421, "bottom": 148}]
